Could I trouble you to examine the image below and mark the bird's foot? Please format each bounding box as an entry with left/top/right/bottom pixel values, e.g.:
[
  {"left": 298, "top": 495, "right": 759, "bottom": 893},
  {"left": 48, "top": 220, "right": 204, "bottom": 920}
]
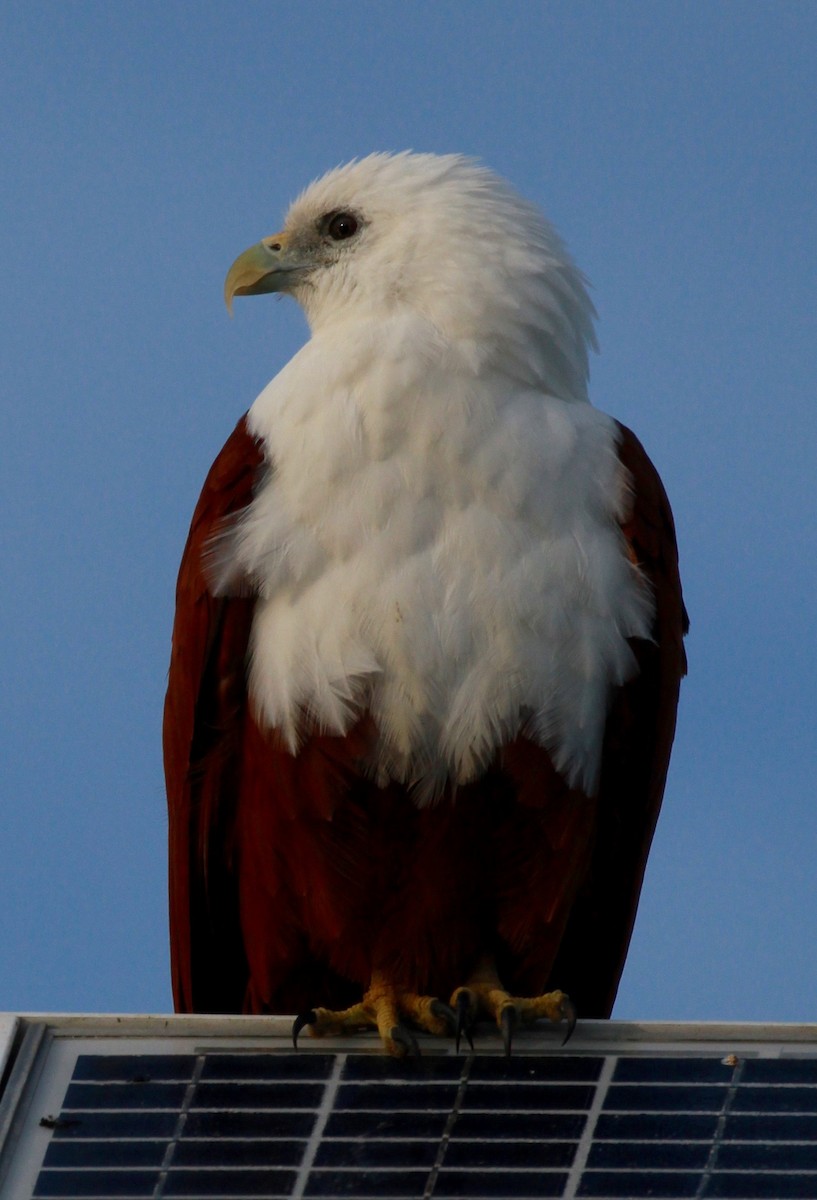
[
  {"left": 451, "top": 959, "right": 576, "bottom": 1055},
  {"left": 292, "top": 971, "right": 455, "bottom": 1058}
]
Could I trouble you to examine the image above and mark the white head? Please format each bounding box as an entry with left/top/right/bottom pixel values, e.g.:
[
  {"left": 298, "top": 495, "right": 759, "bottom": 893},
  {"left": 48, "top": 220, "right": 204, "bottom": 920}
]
[{"left": 225, "top": 152, "right": 597, "bottom": 401}]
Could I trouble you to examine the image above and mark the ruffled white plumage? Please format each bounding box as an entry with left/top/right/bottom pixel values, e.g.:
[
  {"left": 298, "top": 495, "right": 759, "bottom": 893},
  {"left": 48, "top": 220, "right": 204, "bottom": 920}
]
[{"left": 213, "top": 154, "right": 653, "bottom": 798}]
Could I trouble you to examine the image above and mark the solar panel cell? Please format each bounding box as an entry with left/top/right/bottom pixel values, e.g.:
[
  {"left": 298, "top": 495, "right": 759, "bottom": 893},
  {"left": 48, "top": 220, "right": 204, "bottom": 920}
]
[
  {"left": 587, "top": 1139, "right": 711, "bottom": 1169},
  {"left": 43, "top": 1138, "right": 168, "bottom": 1168},
  {"left": 303, "top": 1167, "right": 432, "bottom": 1196},
  {"left": 72, "top": 1055, "right": 197, "bottom": 1081},
  {"left": 201, "top": 1053, "right": 335, "bottom": 1080},
  {"left": 314, "top": 1137, "right": 439, "bottom": 1168},
  {"left": 613, "top": 1057, "right": 734, "bottom": 1083},
  {"left": 724, "top": 1114, "right": 817, "bottom": 1142},
  {"left": 62, "top": 1080, "right": 189, "bottom": 1109},
  {"left": 174, "top": 1138, "right": 307, "bottom": 1166},
  {"left": 335, "top": 1080, "right": 459, "bottom": 1110},
  {"left": 442, "top": 1138, "right": 576, "bottom": 1168},
  {"left": 577, "top": 1169, "right": 701, "bottom": 1196},
  {"left": 184, "top": 1108, "right": 317, "bottom": 1138},
  {"left": 461, "top": 1083, "right": 596, "bottom": 1111},
  {"left": 434, "top": 1169, "right": 569, "bottom": 1197},
  {"left": 604, "top": 1083, "right": 729, "bottom": 1111},
  {"left": 162, "top": 1167, "right": 299, "bottom": 1196},
  {"left": 454, "top": 1111, "right": 587, "bottom": 1139},
  {"left": 323, "top": 1109, "right": 447, "bottom": 1139},
  {"left": 468, "top": 1057, "right": 603, "bottom": 1082},
  {"left": 48, "top": 1110, "right": 179, "bottom": 1139},
  {"left": 34, "top": 1169, "right": 158, "bottom": 1196},
  {"left": 192, "top": 1081, "right": 327, "bottom": 1108},
  {"left": 704, "top": 1172, "right": 817, "bottom": 1198},
  {"left": 594, "top": 1112, "right": 719, "bottom": 1140},
  {"left": 732, "top": 1087, "right": 817, "bottom": 1114},
  {"left": 343, "top": 1056, "right": 464, "bottom": 1081},
  {"left": 743, "top": 1060, "right": 817, "bottom": 1084},
  {"left": 717, "top": 1143, "right": 817, "bottom": 1170}
]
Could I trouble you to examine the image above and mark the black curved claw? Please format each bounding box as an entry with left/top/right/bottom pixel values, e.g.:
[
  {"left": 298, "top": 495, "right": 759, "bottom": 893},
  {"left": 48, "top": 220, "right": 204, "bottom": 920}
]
[
  {"left": 500, "top": 1005, "right": 517, "bottom": 1057},
  {"left": 560, "top": 997, "right": 578, "bottom": 1046},
  {"left": 455, "top": 991, "right": 475, "bottom": 1054},
  {"left": 292, "top": 1010, "right": 317, "bottom": 1051},
  {"left": 390, "top": 1024, "right": 421, "bottom": 1058},
  {"left": 429, "top": 999, "right": 458, "bottom": 1035}
]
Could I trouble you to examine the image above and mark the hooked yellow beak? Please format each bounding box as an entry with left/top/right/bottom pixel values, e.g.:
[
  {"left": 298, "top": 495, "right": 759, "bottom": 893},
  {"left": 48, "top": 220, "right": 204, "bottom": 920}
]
[{"left": 223, "top": 232, "right": 308, "bottom": 314}]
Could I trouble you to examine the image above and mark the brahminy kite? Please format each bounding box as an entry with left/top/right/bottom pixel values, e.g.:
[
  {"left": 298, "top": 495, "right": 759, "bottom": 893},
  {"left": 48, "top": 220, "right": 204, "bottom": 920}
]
[{"left": 164, "top": 153, "right": 686, "bottom": 1055}]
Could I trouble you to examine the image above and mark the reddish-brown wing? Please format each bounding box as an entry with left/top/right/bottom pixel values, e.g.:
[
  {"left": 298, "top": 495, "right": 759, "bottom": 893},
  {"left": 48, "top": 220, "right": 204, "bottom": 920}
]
[
  {"left": 165, "top": 416, "right": 685, "bottom": 1018},
  {"left": 164, "top": 415, "right": 263, "bottom": 1012},
  {"left": 544, "top": 422, "right": 688, "bottom": 1016}
]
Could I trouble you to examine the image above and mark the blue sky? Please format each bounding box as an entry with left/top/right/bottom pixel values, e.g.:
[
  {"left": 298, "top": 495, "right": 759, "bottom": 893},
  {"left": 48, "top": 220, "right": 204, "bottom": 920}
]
[{"left": 2, "top": 1, "right": 815, "bottom": 1022}]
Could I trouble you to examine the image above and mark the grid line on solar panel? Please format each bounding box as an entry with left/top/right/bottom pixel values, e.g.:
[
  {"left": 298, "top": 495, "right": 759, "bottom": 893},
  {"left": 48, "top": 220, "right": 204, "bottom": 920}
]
[
  {"left": 417, "top": 1048, "right": 471, "bottom": 1199},
  {"left": 694, "top": 1051, "right": 746, "bottom": 1197},
  {"left": 290, "top": 1053, "right": 346, "bottom": 1200},
  {"left": 29, "top": 1049, "right": 817, "bottom": 1200},
  {"left": 156, "top": 1049, "right": 207, "bottom": 1191},
  {"left": 561, "top": 1050, "right": 618, "bottom": 1196}
]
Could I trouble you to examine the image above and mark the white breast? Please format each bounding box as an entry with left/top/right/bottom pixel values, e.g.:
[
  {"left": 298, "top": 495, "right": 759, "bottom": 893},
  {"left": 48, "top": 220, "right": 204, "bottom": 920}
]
[{"left": 216, "top": 315, "right": 653, "bottom": 801}]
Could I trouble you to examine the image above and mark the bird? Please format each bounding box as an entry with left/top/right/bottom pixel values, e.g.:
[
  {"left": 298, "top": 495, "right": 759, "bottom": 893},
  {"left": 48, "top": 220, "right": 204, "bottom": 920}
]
[{"left": 164, "top": 152, "right": 686, "bottom": 1056}]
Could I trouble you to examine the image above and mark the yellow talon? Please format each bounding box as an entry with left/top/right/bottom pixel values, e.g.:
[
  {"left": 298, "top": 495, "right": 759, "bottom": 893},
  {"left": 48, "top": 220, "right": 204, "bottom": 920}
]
[
  {"left": 291, "top": 971, "right": 455, "bottom": 1057},
  {"left": 451, "top": 956, "right": 576, "bottom": 1053}
]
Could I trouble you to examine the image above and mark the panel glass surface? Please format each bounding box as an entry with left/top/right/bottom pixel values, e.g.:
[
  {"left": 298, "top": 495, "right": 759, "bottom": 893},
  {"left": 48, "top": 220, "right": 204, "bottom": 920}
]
[{"left": 26, "top": 1051, "right": 817, "bottom": 1199}]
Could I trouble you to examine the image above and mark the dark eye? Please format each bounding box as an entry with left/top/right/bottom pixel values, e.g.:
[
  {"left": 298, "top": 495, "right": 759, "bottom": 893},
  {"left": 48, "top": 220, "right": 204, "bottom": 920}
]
[{"left": 325, "top": 211, "right": 359, "bottom": 241}]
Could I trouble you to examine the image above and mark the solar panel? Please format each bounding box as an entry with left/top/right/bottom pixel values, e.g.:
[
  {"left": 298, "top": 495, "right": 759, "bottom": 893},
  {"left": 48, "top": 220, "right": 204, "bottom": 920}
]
[{"left": 3, "top": 1017, "right": 817, "bottom": 1199}]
